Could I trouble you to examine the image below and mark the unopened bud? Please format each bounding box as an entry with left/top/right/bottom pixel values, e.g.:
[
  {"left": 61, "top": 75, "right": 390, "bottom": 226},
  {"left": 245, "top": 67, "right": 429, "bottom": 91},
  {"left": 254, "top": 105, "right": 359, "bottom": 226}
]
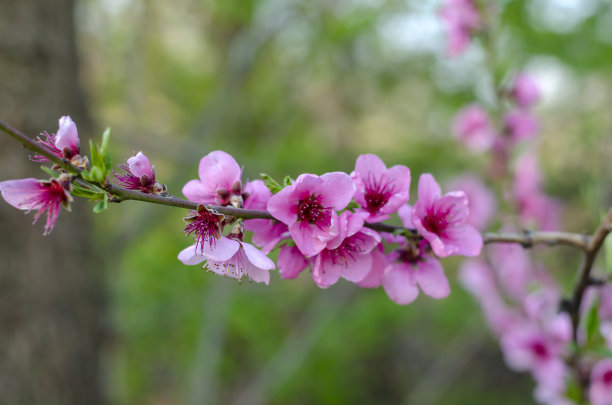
[{"left": 231, "top": 180, "right": 242, "bottom": 194}]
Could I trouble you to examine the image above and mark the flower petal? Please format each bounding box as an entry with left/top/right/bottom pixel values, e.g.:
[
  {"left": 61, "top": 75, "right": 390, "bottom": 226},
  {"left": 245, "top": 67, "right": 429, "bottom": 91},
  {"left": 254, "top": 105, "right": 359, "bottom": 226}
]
[
  {"left": 183, "top": 179, "right": 216, "bottom": 204},
  {"left": 289, "top": 222, "right": 328, "bottom": 257},
  {"left": 417, "top": 173, "right": 441, "bottom": 209},
  {"left": 55, "top": 116, "right": 79, "bottom": 151},
  {"left": 319, "top": 171, "right": 355, "bottom": 211},
  {"left": 127, "top": 151, "right": 152, "bottom": 178},
  {"left": 201, "top": 236, "right": 240, "bottom": 261},
  {"left": 278, "top": 245, "right": 309, "bottom": 279},
  {"left": 0, "top": 178, "right": 44, "bottom": 210},
  {"left": 240, "top": 241, "right": 275, "bottom": 270},
  {"left": 178, "top": 244, "right": 207, "bottom": 265},
  {"left": 311, "top": 253, "right": 341, "bottom": 288},
  {"left": 198, "top": 150, "right": 242, "bottom": 191},
  {"left": 442, "top": 224, "right": 483, "bottom": 257},
  {"left": 267, "top": 184, "right": 298, "bottom": 226},
  {"left": 340, "top": 252, "right": 372, "bottom": 283},
  {"left": 414, "top": 257, "right": 450, "bottom": 299},
  {"left": 355, "top": 154, "right": 387, "bottom": 179},
  {"left": 383, "top": 263, "right": 419, "bottom": 305}
]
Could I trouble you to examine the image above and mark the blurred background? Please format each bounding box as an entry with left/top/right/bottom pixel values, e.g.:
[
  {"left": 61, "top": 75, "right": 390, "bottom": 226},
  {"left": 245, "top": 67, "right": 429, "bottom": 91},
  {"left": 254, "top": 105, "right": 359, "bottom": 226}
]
[{"left": 1, "top": 0, "right": 611, "bottom": 404}]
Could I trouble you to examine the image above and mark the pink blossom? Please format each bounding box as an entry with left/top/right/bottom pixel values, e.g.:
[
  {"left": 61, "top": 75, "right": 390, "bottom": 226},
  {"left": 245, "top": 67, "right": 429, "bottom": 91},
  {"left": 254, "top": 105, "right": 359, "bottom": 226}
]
[
  {"left": 510, "top": 73, "right": 540, "bottom": 108},
  {"left": 113, "top": 151, "right": 164, "bottom": 193},
  {"left": 178, "top": 237, "right": 274, "bottom": 284},
  {"left": 504, "top": 110, "right": 539, "bottom": 142},
  {"left": 514, "top": 150, "right": 562, "bottom": 230},
  {"left": 33, "top": 116, "right": 80, "bottom": 161},
  {"left": 409, "top": 173, "right": 483, "bottom": 258},
  {"left": 349, "top": 154, "right": 411, "bottom": 222},
  {"left": 267, "top": 172, "right": 355, "bottom": 257},
  {"left": 488, "top": 240, "right": 533, "bottom": 300},
  {"left": 439, "top": 0, "right": 481, "bottom": 57},
  {"left": 451, "top": 105, "right": 496, "bottom": 152},
  {"left": 0, "top": 176, "right": 73, "bottom": 235},
  {"left": 183, "top": 151, "right": 243, "bottom": 205},
  {"left": 311, "top": 212, "right": 381, "bottom": 288},
  {"left": 447, "top": 174, "right": 496, "bottom": 230},
  {"left": 589, "top": 359, "right": 612, "bottom": 405},
  {"left": 243, "top": 180, "right": 289, "bottom": 253},
  {"left": 356, "top": 246, "right": 386, "bottom": 288},
  {"left": 382, "top": 244, "right": 450, "bottom": 305},
  {"left": 183, "top": 205, "right": 224, "bottom": 252},
  {"left": 277, "top": 245, "right": 309, "bottom": 279}
]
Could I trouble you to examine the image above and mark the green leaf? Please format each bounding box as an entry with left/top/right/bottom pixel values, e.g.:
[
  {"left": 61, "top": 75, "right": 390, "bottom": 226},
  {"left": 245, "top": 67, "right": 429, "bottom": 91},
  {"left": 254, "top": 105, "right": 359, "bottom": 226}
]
[
  {"left": 40, "top": 166, "right": 59, "bottom": 178},
  {"left": 605, "top": 231, "right": 612, "bottom": 275},
  {"left": 260, "top": 173, "right": 283, "bottom": 194},
  {"left": 344, "top": 201, "right": 360, "bottom": 211},
  {"left": 100, "top": 127, "right": 111, "bottom": 155},
  {"left": 283, "top": 175, "right": 294, "bottom": 186},
  {"left": 92, "top": 194, "right": 109, "bottom": 214},
  {"left": 586, "top": 300, "right": 600, "bottom": 344}
]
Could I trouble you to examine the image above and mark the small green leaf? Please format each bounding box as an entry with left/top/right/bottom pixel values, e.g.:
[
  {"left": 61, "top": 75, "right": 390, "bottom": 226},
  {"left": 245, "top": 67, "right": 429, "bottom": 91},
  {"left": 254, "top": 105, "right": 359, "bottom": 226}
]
[
  {"left": 586, "top": 300, "right": 600, "bottom": 344},
  {"left": 83, "top": 166, "right": 104, "bottom": 183},
  {"left": 260, "top": 173, "right": 282, "bottom": 194},
  {"left": 344, "top": 201, "right": 360, "bottom": 211},
  {"left": 100, "top": 127, "right": 111, "bottom": 155},
  {"left": 40, "top": 166, "right": 59, "bottom": 178},
  {"left": 605, "top": 232, "right": 612, "bottom": 275},
  {"left": 92, "top": 194, "right": 109, "bottom": 214},
  {"left": 283, "top": 175, "right": 294, "bottom": 186}
]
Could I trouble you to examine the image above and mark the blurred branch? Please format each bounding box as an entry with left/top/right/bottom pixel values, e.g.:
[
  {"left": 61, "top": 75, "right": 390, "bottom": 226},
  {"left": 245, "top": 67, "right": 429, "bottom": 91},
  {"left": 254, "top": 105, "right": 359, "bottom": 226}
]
[{"left": 0, "top": 118, "right": 602, "bottom": 252}]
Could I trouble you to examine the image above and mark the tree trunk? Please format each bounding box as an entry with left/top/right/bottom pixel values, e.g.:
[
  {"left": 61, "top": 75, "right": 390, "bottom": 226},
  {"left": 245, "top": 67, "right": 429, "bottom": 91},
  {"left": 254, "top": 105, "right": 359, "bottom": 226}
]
[{"left": 0, "top": 1, "right": 105, "bottom": 404}]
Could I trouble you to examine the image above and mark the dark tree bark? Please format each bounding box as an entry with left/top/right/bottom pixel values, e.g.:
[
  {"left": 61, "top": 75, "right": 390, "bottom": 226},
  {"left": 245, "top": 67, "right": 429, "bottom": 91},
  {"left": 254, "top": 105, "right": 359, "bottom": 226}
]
[{"left": 0, "top": 1, "right": 105, "bottom": 404}]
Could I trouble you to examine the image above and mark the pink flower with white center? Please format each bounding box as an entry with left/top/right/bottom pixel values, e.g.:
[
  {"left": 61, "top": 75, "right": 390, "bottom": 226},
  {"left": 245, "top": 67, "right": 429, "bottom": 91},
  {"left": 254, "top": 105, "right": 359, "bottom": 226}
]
[
  {"left": 243, "top": 180, "right": 289, "bottom": 253},
  {"left": 504, "top": 110, "right": 539, "bottom": 142},
  {"left": 439, "top": 0, "right": 481, "bottom": 57},
  {"left": 349, "top": 154, "right": 410, "bottom": 222},
  {"left": 382, "top": 241, "right": 450, "bottom": 305},
  {"left": 0, "top": 176, "right": 73, "bottom": 235},
  {"left": 267, "top": 172, "right": 355, "bottom": 257},
  {"left": 182, "top": 151, "right": 244, "bottom": 206},
  {"left": 178, "top": 236, "right": 275, "bottom": 285},
  {"left": 409, "top": 173, "right": 483, "bottom": 258},
  {"left": 277, "top": 245, "right": 310, "bottom": 279},
  {"left": 447, "top": 174, "right": 496, "bottom": 230},
  {"left": 510, "top": 73, "right": 540, "bottom": 108},
  {"left": 311, "top": 211, "right": 381, "bottom": 288},
  {"left": 451, "top": 105, "right": 496, "bottom": 152},
  {"left": 32, "top": 116, "right": 80, "bottom": 161},
  {"left": 590, "top": 359, "right": 612, "bottom": 405},
  {"left": 113, "top": 151, "right": 164, "bottom": 193}
]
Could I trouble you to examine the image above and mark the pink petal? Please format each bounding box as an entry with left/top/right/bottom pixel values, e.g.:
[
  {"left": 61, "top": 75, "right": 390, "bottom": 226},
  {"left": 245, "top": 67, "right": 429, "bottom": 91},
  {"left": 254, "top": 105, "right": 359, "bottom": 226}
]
[
  {"left": 311, "top": 253, "right": 341, "bottom": 288},
  {"left": 435, "top": 191, "right": 469, "bottom": 224},
  {"left": 127, "top": 151, "right": 152, "bottom": 178},
  {"left": 278, "top": 245, "right": 309, "bottom": 279},
  {"left": 178, "top": 244, "right": 207, "bottom": 265},
  {"left": 417, "top": 174, "right": 441, "bottom": 210},
  {"left": 239, "top": 241, "right": 275, "bottom": 270},
  {"left": 383, "top": 263, "right": 419, "bottom": 305},
  {"left": 182, "top": 179, "right": 216, "bottom": 204},
  {"left": 0, "top": 178, "right": 44, "bottom": 210},
  {"left": 267, "top": 185, "right": 299, "bottom": 226},
  {"left": 202, "top": 236, "right": 240, "bottom": 261},
  {"left": 325, "top": 210, "right": 350, "bottom": 250},
  {"left": 289, "top": 222, "right": 329, "bottom": 257},
  {"left": 319, "top": 171, "right": 355, "bottom": 211},
  {"left": 197, "top": 151, "right": 242, "bottom": 191},
  {"left": 441, "top": 224, "right": 483, "bottom": 257},
  {"left": 397, "top": 204, "right": 415, "bottom": 229},
  {"left": 356, "top": 248, "right": 385, "bottom": 288},
  {"left": 245, "top": 265, "right": 271, "bottom": 285},
  {"left": 55, "top": 116, "right": 79, "bottom": 151},
  {"left": 243, "top": 180, "right": 273, "bottom": 210},
  {"left": 354, "top": 154, "right": 387, "bottom": 179},
  {"left": 340, "top": 252, "right": 372, "bottom": 283},
  {"left": 414, "top": 257, "right": 450, "bottom": 299}
]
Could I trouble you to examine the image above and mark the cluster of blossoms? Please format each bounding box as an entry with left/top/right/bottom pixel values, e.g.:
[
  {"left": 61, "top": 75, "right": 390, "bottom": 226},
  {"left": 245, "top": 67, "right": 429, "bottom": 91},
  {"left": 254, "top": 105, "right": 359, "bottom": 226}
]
[
  {"left": 177, "top": 151, "right": 483, "bottom": 304},
  {"left": 439, "top": 0, "right": 482, "bottom": 57},
  {"left": 451, "top": 72, "right": 561, "bottom": 230}
]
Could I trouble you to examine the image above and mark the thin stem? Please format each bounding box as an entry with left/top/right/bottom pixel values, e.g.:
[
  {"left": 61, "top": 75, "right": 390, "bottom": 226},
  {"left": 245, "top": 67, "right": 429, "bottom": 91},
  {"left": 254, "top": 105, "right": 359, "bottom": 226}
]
[{"left": 570, "top": 207, "right": 612, "bottom": 342}]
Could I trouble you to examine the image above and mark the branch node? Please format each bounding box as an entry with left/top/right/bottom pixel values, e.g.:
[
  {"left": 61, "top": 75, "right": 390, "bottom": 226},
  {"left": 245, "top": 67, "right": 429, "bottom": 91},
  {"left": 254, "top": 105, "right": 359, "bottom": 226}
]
[{"left": 521, "top": 229, "right": 533, "bottom": 249}]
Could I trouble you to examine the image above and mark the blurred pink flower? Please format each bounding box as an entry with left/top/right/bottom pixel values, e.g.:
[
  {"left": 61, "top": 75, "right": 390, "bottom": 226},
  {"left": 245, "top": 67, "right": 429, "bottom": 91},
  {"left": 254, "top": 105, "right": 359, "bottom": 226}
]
[
  {"left": 447, "top": 174, "right": 497, "bottom": 230},
  {"left": 504, "top": 110, "right": 539, "bottom": 142},
  {"left": 178, "top": 237, "right": 274, "bottom": 284},
  {"left": 452, "top": 105, "right": 496, "bottom": 152},
  {"left": 439, "top": 0, "right": 481, "bottom": 57},
  {"left": 589, "top": 359, "right": 612, "bottom": 405},
  {"left": 383, "top": 243, "right": 450, "bottom": 305},
  {"left": 350, "top": 153, "right": 411, "bottom": 222},
  {"left": 267, "top": 172, "right": 355, "bottom": 257},
  {"left": 511, "top": 73, "right": 540, "bottom": 108},
  {"left": 33, "top": 116, "right": 81, "bottom": 161},
  {"left": 311, "top": 212, "right": 381, "bottom": 288},
  {"left": 409, "top": 173, "right": 483, "bottom": 257},
  {"left": 183, "top": 150, "right": 243, "bottom": 205},
  {"left": 0, "top": 176, "right": 72, "bottom": 235}
]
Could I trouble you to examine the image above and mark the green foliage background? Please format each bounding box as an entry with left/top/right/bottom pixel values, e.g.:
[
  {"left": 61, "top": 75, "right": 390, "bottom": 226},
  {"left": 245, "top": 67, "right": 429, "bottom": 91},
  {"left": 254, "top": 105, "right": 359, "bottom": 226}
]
[{"left": 76, "top": 0, "right": 612, "bottom": 403}]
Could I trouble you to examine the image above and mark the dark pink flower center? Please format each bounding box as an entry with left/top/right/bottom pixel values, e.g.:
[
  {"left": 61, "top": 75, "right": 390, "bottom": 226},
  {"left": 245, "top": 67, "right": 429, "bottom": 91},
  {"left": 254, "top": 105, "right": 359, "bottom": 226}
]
[
  {"left": 603, "top": 370, "right": 612, "bottom": 385},
  {"left": 422, "top": 207, "right": 452, "bottom": 236},
  {"left": 184, "top": 210, "right": 222, "bottom": 252},
  {"left": 397, "top": 246, "right": 421, "bottom": 265},
  {"left": 297, "top": 194, "right": 331, "bottom": 229},
  {"left": 363, "top": 173, "right": 395, "bottom": 215},
  {"left": 529, "top": 341, "right": 549, "bottom": 360},
  {"left": 329, "top": 234, "right": 365, "bottom": 266}
]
